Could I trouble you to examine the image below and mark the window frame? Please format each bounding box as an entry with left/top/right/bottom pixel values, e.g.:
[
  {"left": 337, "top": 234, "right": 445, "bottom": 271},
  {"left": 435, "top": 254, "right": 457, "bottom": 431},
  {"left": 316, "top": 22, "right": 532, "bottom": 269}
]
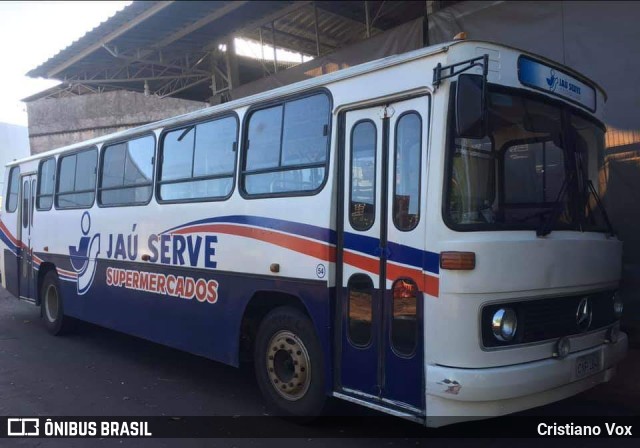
[
  {"left": 346, "top": 273, "right": 375, "bottom": 349},
  {"left": 97, "top": 132, "right": 157, "bottom": 208},
  {"left": 36, "top": 157, "right": 56, "bottom": 211},
  {"left": 5, "top": 166, "right": 20, "bottom": 213},
  {"left": 392, "top": 110, "right": 423, "bottom": 232},
  {"left": 55, "top": 146, "right": 98, "bottom": 210},
  {"left": 30, "top": 178, "right": 35, "bottom": 227},
  {"left": 21, "top": 179, "right": 29, "bottom": 229},
  {"left": 389, "top": 277, "right": 420, "bottom": 358},
  {"left": 348, "top": 118, "right": 378, "bottom": 232},
  {"left": 239, "top": 88, "right": 333, "bottom": 199},
  {"left": 156, "top": 112, "right": 240, "bottom": 204}
]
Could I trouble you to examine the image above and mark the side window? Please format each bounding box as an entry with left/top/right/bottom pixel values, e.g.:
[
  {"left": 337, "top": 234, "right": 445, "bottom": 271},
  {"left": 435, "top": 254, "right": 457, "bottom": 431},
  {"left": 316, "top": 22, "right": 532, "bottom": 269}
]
[
  {"left": 393, "top": 112, "right": 422, "bottom": 231},
  {"left": 349, "top": 120, "right": 377, "bottom": 231},
  {"left": 158, "top": 116, "right": 237, "bottom": 201},
  {"left": 56, "top": 148, "right": 97, "bottom": 209},
  {"left": 22, "top": 180, "right": 29, "bottom": 228},
  {"left": 37, "top": 158, "right": 55, "bottom": 210},
  {"left": 5, "top": 166, "right": 20, "bottom": 213},
  {"left": 242, "top": 92, "right": 330, "bottom": 196},
  {"left": 448, "top": 135, "right": 495, "bottom": 225},
  {"left": 100, "top": 135, "right": 154, "bottom": 206},
  {"left": 30, "top": 179, "right": 35, "bottom": 227},
  {"left": 348, "top": 274, "right": 374, "bottom": 347}
]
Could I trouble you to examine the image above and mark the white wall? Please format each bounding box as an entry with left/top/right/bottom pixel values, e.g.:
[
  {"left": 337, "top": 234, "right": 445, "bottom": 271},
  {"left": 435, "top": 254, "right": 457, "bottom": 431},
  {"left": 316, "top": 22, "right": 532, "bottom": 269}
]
[{"left": 0, "top": 122, "right": 30, "bottom": 210}]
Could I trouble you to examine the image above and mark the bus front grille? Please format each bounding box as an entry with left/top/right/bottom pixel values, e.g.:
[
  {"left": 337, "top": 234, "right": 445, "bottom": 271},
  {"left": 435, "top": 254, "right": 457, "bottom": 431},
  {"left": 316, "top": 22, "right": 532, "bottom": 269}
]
[{"left": 481, "top": 290, "right": 617, "bottom": 348}]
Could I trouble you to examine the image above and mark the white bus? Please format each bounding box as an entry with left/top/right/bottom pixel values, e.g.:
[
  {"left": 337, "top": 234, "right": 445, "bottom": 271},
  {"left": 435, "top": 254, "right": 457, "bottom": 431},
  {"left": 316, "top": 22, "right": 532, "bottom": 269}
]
[{"left": 0, "top": 38, "right": 627, "bottom": 427}]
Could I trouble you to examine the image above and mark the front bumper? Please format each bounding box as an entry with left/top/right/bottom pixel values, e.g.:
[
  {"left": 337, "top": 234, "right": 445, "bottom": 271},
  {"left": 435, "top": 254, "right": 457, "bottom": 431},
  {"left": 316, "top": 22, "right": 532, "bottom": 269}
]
[{"left": 425, "top": 332, "right": 628, "bottom": 427}]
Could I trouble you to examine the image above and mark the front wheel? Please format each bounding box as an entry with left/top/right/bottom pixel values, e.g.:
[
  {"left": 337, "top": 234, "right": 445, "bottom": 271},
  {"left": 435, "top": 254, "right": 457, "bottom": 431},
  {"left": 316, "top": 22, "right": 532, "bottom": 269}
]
[
  {"left": 41, "top": 270, "right": 75, "bottom": 335},
  {"left": 254, "top": 306, "right": 326, "bottom": 417}
]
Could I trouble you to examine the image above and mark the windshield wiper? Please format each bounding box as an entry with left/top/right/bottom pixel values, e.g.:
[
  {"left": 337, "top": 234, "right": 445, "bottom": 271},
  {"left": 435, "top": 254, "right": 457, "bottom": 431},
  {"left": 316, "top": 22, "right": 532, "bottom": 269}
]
[
  {"left": 586, "top": 179, "right": 616, "bottom": 236},
  {"left": 574, "top": 147, "right": 615, "bottom": 236},
  {"left": 536, "top": 170, "right": 573, "bottom": 237}
]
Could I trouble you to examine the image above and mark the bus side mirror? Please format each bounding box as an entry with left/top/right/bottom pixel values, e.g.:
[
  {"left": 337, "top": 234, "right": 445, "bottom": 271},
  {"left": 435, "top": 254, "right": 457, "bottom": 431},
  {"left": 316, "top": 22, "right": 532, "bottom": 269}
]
[{"left": 456, "top": 74, "right": 487, "bottom": 139}]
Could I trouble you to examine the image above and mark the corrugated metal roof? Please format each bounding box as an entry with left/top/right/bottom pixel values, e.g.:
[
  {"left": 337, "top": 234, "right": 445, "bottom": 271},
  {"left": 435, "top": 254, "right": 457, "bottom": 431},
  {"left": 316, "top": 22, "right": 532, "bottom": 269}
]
[
  {"left": 25, "top": 1, "right": 433, "bottom": 101},
  {"left": 27, "top": 1, "right": 158, "bottom": 78}
]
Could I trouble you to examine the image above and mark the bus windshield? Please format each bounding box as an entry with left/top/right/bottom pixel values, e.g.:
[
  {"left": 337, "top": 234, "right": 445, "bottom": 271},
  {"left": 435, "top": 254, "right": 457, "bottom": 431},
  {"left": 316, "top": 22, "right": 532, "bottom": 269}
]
[{"left": 445, "top": 86, "right": 608, "bottom": 232}]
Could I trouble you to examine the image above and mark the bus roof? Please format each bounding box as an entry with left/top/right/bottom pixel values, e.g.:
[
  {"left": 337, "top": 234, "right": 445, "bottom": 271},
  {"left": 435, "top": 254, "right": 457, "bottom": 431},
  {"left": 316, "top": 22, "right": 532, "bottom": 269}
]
[{"left": 10, "top": 39, "right": 606, "bottom": 167}]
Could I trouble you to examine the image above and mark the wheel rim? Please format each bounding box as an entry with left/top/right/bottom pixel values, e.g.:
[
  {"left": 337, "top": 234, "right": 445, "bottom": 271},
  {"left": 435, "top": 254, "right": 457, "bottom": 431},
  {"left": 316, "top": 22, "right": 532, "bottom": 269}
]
[
  {"left": 45, "top": 284, "right": 59, "bottom": 323},
  {"left": 265, "top": 330, "right": 311, "bottom": 401}
]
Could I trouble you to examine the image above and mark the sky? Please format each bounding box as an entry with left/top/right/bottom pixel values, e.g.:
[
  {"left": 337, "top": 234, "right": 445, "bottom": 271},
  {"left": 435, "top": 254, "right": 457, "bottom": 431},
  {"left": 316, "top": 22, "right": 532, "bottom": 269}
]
[
  {"left": 0, "top": 1, "right": 312, "bottom": 127},
  {"left": 0, "top": 1, "right": 131, "bottom": 126}
]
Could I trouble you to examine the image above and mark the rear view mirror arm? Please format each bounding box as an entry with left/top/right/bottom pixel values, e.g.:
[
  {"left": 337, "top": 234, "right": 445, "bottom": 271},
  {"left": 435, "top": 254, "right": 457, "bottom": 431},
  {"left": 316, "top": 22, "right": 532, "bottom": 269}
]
[{"left": 433, "top": 54, "right": 489, "bottom": 91}]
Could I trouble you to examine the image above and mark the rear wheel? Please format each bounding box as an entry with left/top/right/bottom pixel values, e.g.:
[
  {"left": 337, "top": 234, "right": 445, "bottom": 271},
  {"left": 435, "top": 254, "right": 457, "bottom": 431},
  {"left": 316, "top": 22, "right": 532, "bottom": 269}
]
[
  {"left": 41, "top": 270, "right": 75, "bottom": 335},
  {"left": 254, "top": 306, "right": 326, "bottom": 417}
]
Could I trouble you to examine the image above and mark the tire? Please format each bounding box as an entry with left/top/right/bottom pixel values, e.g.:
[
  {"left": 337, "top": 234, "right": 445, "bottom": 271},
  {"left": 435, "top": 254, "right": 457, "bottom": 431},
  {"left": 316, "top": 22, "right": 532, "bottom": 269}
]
[
  {"left": 254, "top": 306, "right": 326, "bottom": 418},
  {"left": 41, "top": 270, "right": 75, "bottom": 335}
]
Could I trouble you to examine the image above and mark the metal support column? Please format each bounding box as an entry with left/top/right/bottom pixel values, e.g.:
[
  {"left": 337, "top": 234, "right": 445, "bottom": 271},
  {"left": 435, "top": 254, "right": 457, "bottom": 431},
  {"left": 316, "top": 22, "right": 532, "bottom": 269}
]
[
  {"left": 313, "top": 2, "right": 321, "bottom": 56},
  {"left": 365, "top": 1, "right": 371, "bottom": 38},
  {"left": 224, "top": 37, "right": 240, "bottom": 90},
  {"left": 271, "top": 21, "right": 278, "bottom": 73}
]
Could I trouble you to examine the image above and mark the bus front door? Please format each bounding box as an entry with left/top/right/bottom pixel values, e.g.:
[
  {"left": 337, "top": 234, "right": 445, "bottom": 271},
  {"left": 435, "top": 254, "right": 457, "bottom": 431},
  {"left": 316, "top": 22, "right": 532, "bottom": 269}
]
[
  {"left": 18, "top": 174, "right": 37, "bottom": 301},
  {"left": 337, "top": 96, "right": 429, "bottom": 414}
]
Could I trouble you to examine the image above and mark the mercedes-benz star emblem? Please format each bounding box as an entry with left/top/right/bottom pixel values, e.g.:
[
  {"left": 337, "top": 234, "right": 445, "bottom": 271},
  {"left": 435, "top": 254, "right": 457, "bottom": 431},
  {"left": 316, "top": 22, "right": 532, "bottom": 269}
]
[{"left": 576, "top": 297, "right": 593, "bottom": 332}]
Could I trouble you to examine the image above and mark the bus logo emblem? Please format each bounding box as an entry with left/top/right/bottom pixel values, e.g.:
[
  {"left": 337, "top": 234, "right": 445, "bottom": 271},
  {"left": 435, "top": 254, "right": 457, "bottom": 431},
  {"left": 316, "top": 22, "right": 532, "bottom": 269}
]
[
  {"left": 546, "top": 69, "right": 559, "bottom": 92},
  {"left": 576, "top": 297, "right": 592, "bottom": 332},
  {"left": 68, "top": 211, "right": 101, "bottom": 295}
]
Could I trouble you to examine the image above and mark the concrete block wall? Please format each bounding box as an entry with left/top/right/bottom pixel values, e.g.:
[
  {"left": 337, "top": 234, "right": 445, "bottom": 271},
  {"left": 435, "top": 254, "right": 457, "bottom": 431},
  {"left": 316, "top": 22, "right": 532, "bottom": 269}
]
[{"left": 26, "top": 90, "right": 207, "bottom": 154}]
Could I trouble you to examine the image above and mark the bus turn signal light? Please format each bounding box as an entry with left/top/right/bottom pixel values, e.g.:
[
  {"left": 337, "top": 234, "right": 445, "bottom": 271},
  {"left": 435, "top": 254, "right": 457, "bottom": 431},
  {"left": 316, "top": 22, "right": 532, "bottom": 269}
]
[
  {"left": 453, "top": 32, "right": 468, "bottom": 41},
  {"left": 440, "top": 252, "right": 476, "bottom": 270}
]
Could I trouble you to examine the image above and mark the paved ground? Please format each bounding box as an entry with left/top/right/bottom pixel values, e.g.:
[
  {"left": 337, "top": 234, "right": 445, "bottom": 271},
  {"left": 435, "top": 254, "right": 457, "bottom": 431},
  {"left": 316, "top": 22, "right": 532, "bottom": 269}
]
[{"left": 1, "top": 287, "right": 639, "bottom": 447}]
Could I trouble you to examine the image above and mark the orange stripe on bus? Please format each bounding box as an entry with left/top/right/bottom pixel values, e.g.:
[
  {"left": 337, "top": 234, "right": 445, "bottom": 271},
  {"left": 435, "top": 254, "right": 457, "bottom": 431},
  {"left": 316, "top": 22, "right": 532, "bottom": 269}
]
[
  {"left": 386, "top": 262, "right": 439, "bottom": 297},
  {"left": 56, "top": 267, "right": 78, "bottom": 277},
  {"left": 343, "top": 250, "right": 380, "bottom": 275},
  {"left": 421, "top": 273, "right": 439, "bottom": 297},
  {"left": 170, "top": 223, "right": 439, "bottom": 295},
  {"left": 172, "top": 224, "right": 336, "bottom": 263}
]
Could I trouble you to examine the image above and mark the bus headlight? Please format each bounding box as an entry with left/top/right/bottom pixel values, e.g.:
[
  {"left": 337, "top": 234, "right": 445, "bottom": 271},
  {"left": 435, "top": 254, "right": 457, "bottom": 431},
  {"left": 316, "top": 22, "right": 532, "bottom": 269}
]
[
  {"left": 491, "top": 308, "right": 517, "bottom": 342},
  {"left": 613, "top": 292, "right": 624, "bottom": 319}
]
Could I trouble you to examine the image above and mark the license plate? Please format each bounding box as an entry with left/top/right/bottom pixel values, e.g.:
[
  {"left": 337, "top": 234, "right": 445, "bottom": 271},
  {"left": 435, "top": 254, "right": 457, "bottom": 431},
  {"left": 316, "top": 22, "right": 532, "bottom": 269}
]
[{"left": 575, "top": 352, "right": 601, "bottom": 379}]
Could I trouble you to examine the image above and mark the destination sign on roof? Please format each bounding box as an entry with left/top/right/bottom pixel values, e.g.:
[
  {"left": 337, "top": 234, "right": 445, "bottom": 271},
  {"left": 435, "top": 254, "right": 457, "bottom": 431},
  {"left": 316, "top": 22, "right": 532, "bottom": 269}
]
[{"left": 518, "top": 56, "right": 596, "bottom": 112}]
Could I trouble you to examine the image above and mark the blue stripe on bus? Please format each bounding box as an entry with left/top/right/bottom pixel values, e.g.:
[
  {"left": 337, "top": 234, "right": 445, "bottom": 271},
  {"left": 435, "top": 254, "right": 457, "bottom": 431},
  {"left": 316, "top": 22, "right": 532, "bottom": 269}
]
[
  {"left": 343, "top": 232, "right": 380, "bottom": 258},
  {"left": 388, "top": 241, "right": 440, "bottom": 275},
  {"left": 0, "top": 222, "right": 19, "bottom": 254},
  {"left": 344, "top": 232, "right": 439, "bottom": 275},
  {"left": 163, "top": 215, "right": 337, "bottom": 245},
  {"left": 0, "top": 231, "right": 17, "bottom": 254}
]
